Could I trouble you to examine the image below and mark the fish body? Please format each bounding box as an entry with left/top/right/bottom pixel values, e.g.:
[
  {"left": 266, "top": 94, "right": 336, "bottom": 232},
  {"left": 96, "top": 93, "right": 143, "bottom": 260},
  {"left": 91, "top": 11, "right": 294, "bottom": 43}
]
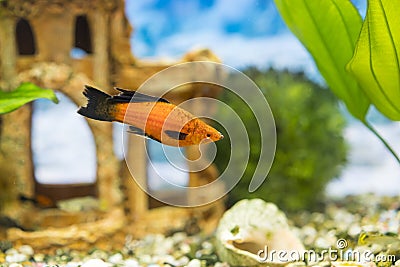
[{"left": 78, "top": 85, "right": 223, "bottom": 147}]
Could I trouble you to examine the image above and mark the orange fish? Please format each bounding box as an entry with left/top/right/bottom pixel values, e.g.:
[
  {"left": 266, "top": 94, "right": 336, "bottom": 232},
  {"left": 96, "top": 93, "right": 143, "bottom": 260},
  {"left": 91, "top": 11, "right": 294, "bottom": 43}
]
[{"left": 78, "top": 85, "right": 224, "bottom": 147}]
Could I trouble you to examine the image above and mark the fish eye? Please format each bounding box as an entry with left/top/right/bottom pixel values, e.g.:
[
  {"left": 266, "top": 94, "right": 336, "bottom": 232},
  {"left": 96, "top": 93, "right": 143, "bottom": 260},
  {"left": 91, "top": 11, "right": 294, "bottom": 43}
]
[{"left": 206, "top": 133, "right": 211, "bottom": 138}]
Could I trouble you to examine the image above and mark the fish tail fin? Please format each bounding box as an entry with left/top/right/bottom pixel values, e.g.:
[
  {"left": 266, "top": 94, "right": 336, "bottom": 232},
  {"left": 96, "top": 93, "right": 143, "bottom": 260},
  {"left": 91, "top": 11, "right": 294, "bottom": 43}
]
[{"left": 77, "top": 85, "right": 116, "bottom": 121}]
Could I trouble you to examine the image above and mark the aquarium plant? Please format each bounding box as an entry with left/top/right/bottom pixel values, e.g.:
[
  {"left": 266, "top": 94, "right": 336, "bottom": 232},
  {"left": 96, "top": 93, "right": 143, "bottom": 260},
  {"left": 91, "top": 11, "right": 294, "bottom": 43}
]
[
  {"left": 214, "top": 68, "right": 347, "bottom": 211},
  {"left": 0, "top": 82, "right": 58, "bottom": 114},
  {"left": 0, "top": 82, "right": 57, "bottom": 211},
  {"left": 275, "top": 0, "right": 400, "bottom": 163}
]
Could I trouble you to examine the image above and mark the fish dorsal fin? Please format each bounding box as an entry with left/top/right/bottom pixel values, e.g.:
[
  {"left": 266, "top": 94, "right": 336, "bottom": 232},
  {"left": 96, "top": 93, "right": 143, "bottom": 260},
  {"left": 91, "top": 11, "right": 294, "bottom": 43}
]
[{"left": 112, "top": 87, "right": 170, "bottom": 103}]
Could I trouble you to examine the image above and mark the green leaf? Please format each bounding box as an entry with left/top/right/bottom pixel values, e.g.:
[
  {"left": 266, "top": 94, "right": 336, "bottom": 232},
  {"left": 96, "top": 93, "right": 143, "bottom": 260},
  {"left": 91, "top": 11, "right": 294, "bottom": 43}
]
[
  {"left": 0, "top": 82, "right": 59, "bottom": 114},
  {"left": 274, "top": 0, "right": 370, "bottom": 120},
  {"left": 347, "top": 0, "right": 400, "bottom": 121}
]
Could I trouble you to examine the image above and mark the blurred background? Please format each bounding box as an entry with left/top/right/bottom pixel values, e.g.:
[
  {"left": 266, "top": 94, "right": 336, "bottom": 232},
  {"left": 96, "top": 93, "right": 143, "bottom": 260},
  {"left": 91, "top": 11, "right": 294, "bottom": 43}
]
[
  {"left": 1, "top": 0, "right": 400, "bottom": 259},
  {"left": 31, "top": 0, "right": 400, "bottom": 210}
]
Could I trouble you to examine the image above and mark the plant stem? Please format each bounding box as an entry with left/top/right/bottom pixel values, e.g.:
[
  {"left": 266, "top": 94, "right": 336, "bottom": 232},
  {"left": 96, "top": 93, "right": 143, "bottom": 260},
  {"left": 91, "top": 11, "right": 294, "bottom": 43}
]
[{"left": 363, "top": 120, "right": 400, "bottom": 164}]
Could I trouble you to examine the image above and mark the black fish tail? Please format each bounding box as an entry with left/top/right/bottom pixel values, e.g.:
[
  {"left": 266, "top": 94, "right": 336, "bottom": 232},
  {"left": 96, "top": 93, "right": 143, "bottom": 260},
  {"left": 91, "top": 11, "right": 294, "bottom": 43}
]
[{"left": 77, "top": 85, "right": 116, "bottom": 121}]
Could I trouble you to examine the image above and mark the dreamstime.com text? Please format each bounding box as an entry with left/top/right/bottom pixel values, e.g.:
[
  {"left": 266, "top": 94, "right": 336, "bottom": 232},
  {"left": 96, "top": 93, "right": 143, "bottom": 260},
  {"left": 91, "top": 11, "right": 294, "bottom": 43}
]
[{"left": 257, "top": 239, "right": 396, "bottom": 263}]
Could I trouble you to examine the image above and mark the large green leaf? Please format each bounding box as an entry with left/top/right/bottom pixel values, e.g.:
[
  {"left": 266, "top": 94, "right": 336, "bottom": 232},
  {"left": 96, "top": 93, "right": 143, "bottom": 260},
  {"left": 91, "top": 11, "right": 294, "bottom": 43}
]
[
  {"left": 347, "top": 0, "right": 400, "bottom": 121},
  {"left": 0, "top": 82, "right": 58, "bottom": 114},
  {"left": 274, "top": 0, "right": 370, "bottom": 120}
]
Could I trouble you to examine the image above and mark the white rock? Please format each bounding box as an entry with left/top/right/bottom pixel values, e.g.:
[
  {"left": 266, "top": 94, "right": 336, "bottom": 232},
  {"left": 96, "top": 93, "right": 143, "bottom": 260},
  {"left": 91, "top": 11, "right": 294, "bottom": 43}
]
[
  {"left": 348, "top": 224, "right": 362, "bottom": 237},
  {"left": 139, "top": 254, "right": 152, "bottom": 264},
  {"left": 179, "top": 243, "right": 191, "bottom": 254},
  {"left": 314, "top": 237, "right": 331, "bottom": 249},
  {"left": 5, "top": 248, "right": 18, "bottom": 255},
  {"left": 9, "top": 263, "right": 23, "bottom": 267},
  {"left": 81, "top": 258, "right": 109, "bottom": 267},
  {"left": 5, "top": 253, "right": 28, "bottom": 263},
  {"left": 174, "top": 256, "right": 190, "bottom": 266},
  {"left": 108, "top": 253, "right": 123, "bottom": 264},
  {"left": 33, "top": 253, "right": 45, "bottom": 262},
  {"left": 187, "top": 259, "right": 202, "bottom": 267},
  {"left": 172, "top": 232, "right": 187, "bottom": 243},
  {"left": 124, "top": 258, "right": 139, "bottom": 267},
  {"left": 18, "top": 245, "right": 34, "bottom": 256}
]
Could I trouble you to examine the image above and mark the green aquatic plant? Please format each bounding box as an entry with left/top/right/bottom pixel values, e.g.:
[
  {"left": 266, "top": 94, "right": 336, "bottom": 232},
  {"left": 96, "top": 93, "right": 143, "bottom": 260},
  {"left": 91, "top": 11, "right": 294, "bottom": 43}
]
[
  {"left": 274, "top": 0, "right": 400, "bottom": 163},
  {"left": 214, "top": 68, "right": 347, "bottom": 211},
  {"left": 0, "top": 82, "right": 58, "bottom": 211},
  {"left": 0, "top": 82, "right": 58, "bottom": 114}
]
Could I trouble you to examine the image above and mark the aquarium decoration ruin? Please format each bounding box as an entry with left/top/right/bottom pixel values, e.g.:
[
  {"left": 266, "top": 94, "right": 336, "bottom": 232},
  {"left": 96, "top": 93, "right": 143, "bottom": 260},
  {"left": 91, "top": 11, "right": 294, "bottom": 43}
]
[{"left": 0, "top": 0, "right": 224, "bottom": 252}]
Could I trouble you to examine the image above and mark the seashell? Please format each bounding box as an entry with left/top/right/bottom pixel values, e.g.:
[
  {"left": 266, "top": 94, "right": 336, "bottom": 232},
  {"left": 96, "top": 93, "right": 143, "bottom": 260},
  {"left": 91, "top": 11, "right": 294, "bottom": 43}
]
[{"left": 215, "top": 199, "right": 305, "bottom": 266}]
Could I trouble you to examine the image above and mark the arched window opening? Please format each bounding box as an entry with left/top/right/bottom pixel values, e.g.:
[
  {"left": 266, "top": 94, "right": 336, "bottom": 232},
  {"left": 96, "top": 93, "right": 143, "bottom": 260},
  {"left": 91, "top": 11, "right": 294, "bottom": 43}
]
[
  {"left": 146, "top": 140, "right": 189, "bottom": 208},
  {"left": 16, "top": 18, "right": 36, "bottom": 55},
  {"left": 71, "top": 15, "right": 92, "bottom": 58},
  {"left": 31, "top": 92, "right": 97, "bottom": 203}
]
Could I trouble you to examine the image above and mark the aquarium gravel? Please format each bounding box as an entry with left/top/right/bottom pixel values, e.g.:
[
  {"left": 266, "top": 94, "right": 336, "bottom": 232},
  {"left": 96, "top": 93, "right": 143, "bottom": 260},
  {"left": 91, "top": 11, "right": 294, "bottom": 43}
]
[{"left": 0, "top": 194, "right": 400, "bottom": 267}]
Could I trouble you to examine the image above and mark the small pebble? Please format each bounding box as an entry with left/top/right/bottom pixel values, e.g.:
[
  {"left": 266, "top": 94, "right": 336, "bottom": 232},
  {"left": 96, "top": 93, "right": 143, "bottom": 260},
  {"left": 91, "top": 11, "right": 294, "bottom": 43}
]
[
  {"left": 314, "top": 237, "right": 331, "bottom": 249},
  {"left": 89, "top": 249, "right": 108, "bottom": 260},
  {"left": 5, "top": 248, "right": 18, "bottom": 255},
  {"left": 348, "top": 224, "right": 362, "bottom": 237},
  {"left": 187, "top": 258, "right": 202, "bottom": 267},
  {"left": 5, "top": 253, "right": 28, "bottom": 263},
  {"left": 33, "top": 253, "right": 45, "bottom": 262},
  {"left": 18, "top": 245, "right": 34, "bottom": 256},
  {"left": 108, "top": 252, "right": 123, "bottom": 264},
  {"left": 124, "top": 258, "right": 140, "bottom": 267},
  {"left": 139, "top": 254, "right": 152, "bottom": 264},
  {"left": 81, "top": 258, "right": 109, "bottom": 267},
  {"left": 9, "top": 263, "right": 23, "bottom": 267},
  {"left": 174, "top": 256, "right": 190, "bottom": 266},
  {"left": 179, "top": 243, "right": 191, "bottom": 254}
]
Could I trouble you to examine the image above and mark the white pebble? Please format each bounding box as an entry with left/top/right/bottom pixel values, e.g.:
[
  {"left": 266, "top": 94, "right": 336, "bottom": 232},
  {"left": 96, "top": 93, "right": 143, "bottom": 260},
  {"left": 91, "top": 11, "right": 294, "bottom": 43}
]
[
  {"left": 18, "top": 245, "right": 34, "bottom": 256},
  {"left": 124, "top": 258, "right": 139, "bottom": 267},
  {"left": 179, "top": 243, "right": 191, "bottom": 254},
  {"left": 33, "top": 253, "right": 45, "bottom": 262},
  {"left": 5, "top": 248, "right": 18, "bottom": 255},
  {"left": 348, "top": 224, "right": 362, "bottom": 237},
  {"left": 139, "top": 254, "right": 152, "bottom": 264},
  {"left": 9, "top": 263, "right": 23, "bottom": 267},
  {"left": 175, "top": 256, "right": 190, "bottom": 266},
  {"left": 5, "top": 253, "right": 28, "bottom": 263},
  {"left": 81, "top": 258, "right": 109, "bottom": 267},
  {"left": 108, "top": 253, "right": 123, "bottom": 264},
  {"left": 187, "top": 259, "right": 202, "bottom": 267},
  {"left": 314, "top": 237, "right": 331, "bottom": 249}
]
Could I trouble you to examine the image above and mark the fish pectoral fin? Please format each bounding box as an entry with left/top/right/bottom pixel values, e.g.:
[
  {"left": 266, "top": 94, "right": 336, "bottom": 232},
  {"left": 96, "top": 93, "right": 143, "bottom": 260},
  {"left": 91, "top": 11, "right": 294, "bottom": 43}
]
[
  {"left": 113, "top": 88, "right": 170, "bottom": 103},
  {"left": 164, "top": 130, "right": 188, "bottom": 140},
  {"left": 128, "top": 125, "right": 146, "bottom": 136},
  {"left": 128, "top": 125, "right": 162, "bottom": 143}
]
